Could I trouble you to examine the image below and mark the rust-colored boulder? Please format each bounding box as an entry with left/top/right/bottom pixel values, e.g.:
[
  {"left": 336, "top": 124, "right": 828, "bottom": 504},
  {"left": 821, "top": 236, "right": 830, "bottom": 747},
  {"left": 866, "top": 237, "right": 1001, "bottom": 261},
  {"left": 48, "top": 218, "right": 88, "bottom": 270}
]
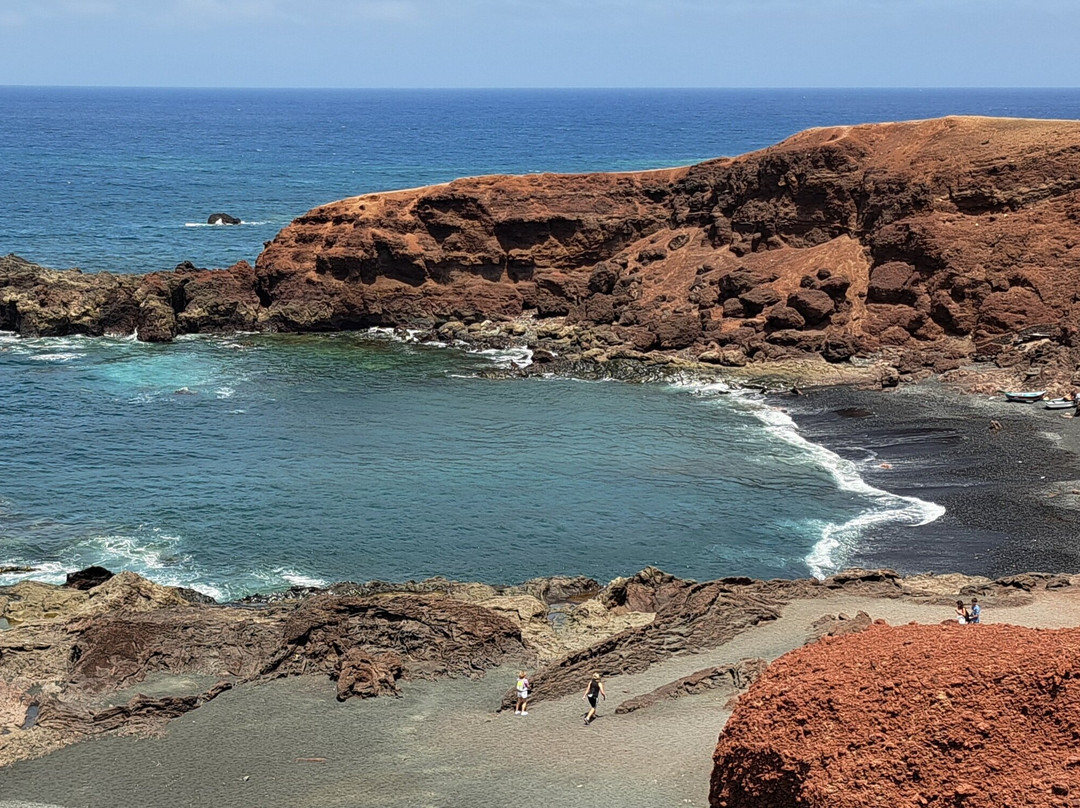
[
  {"left": 787, "top": 289, "right": 835, "bottom": 324},
  {"left": 765, "top": 305, "right": 806, "bottom": 331},
  {"left": 739, "top": 285, "right": 783, "bottom": 313},
  {"left": 711, "top": 622, "right": 1080, "bottom": 808},
  {"left": 867, "top": 261, "right": 917, "bottom": 305}
]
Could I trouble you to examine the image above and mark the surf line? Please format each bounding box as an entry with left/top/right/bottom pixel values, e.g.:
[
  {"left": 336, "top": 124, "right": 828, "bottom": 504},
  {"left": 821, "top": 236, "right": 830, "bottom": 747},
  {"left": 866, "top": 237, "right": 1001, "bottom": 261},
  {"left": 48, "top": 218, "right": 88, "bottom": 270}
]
[{"left": 747, "top": 403, "right": 945, "bottom": 579}]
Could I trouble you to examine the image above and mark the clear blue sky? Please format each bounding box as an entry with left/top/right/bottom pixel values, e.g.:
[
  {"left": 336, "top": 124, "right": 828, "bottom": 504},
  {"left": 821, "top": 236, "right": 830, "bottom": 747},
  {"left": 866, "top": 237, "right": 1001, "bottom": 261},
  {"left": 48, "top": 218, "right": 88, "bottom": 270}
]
[{"left": 1, "top": 0, "right": 1076, "bottom": 88}]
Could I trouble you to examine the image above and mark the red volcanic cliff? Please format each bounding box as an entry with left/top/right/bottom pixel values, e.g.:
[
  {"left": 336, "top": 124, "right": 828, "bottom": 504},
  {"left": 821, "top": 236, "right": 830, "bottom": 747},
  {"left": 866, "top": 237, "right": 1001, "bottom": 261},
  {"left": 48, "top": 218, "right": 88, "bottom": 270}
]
[
  {"left": 253, "top": 116, "right": 1080, "bottom": 383},
  {"left": 710, "top": 622, "right": 1080, "bottom": 808},
  {"left": 5, "top": 117, "right": 1080, "bottom": 387}
]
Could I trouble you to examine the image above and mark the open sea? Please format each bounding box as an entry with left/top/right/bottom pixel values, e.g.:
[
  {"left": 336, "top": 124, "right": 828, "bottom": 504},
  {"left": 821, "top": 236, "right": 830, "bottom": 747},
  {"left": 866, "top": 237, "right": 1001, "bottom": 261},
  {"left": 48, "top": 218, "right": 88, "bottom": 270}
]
[{"left": 3, "top": 87, "right": 1079, "bottom": 599}]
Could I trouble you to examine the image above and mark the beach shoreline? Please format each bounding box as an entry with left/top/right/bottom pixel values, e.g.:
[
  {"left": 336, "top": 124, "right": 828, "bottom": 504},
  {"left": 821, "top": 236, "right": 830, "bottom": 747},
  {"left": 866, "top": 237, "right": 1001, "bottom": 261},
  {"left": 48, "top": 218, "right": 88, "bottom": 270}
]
[
  {"left": 780, "top": 380, "right": 1080, "bottom": 579},
  {"left": 3, "top": 377, "right": 1080, "bottom": 808}
]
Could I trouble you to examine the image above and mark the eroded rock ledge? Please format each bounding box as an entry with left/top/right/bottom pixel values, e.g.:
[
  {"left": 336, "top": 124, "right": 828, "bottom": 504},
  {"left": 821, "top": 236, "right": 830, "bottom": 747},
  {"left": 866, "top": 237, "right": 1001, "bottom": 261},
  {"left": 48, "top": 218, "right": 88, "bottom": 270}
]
[
  {"left": 1, "top": 565, "right": 1072, "bottom": 767},
  {"left": 6, "top": 117, "right": 1080, "bottom": 391}
]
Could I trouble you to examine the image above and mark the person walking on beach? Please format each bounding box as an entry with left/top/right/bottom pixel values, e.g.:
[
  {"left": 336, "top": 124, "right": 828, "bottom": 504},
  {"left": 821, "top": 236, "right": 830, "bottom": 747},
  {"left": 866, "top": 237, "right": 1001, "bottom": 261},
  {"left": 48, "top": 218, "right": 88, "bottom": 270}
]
[
  {"left": 515, "top": 671, "right": 530, "bottom": 715},
  {"left": 954, "top": 600, "right": 969, "bottom": 624},
  {"left": 583, "top": 672, "right": 605, "bottom": 725},
  {"left": 969, "top": 597, "right": 981, "bottom": 624}
]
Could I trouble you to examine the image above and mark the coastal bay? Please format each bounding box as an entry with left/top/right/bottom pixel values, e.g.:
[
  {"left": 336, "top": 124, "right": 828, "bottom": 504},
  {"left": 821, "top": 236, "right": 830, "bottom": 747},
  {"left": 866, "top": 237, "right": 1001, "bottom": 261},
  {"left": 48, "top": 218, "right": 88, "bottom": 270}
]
[{"left": 5, "top": 94, "right": 1080, "bottom": 805}]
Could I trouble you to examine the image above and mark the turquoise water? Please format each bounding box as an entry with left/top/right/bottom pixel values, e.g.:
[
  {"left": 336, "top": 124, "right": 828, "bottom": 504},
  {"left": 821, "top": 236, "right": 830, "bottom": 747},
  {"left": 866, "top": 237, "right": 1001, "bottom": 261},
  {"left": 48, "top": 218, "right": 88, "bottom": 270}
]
[
  {"left": 0, "top": 332, "right": 938, "bottom": 598},
  {"left": 6, "top": 87, "right": 1077, "bottom": 596}
]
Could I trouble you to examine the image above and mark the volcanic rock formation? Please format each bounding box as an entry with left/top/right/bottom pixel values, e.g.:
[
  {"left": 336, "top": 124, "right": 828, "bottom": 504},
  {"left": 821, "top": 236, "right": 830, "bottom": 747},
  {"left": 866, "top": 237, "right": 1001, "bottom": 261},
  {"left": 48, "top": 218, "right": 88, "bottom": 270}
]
[
  {"left": 0, "top": 565, "right": 1075, "bottom": 768},
  {"left": 710, "top": 622, "right": 1080, "bottom": 808},
  {"left": 5, "top": 117, "right": 1080, "bottom": 389}
]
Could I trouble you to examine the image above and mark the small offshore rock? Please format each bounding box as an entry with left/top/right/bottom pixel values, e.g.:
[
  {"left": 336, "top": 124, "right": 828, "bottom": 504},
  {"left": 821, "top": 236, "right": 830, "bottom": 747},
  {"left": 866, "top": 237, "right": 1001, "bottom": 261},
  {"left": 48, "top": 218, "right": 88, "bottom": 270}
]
[{"left": 207, "top": 212, "right": 241, "bottom": 225}]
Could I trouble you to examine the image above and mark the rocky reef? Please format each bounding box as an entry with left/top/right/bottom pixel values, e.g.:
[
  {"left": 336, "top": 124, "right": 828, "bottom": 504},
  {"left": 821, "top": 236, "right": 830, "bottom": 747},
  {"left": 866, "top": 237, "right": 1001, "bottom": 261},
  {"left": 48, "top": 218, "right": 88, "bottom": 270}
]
[
  {"left": 710, "top": 620, "right": 1080, "bottom": 808},
  {"left": 5, "top": 116, "right": 1080, "bottom": 391}
]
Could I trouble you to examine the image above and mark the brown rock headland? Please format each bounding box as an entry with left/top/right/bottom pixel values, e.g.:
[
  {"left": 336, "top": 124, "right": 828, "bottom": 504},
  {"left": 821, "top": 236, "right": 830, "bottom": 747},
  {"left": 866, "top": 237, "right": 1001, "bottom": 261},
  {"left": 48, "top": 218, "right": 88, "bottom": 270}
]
[{"left": 6, "top": 116, "right": 1080, "bottom": 391}]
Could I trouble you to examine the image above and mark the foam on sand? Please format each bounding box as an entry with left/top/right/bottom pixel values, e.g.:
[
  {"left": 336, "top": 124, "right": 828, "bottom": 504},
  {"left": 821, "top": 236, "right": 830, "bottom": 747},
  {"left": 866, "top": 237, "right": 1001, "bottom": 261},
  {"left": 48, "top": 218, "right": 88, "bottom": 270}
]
[{"left": 751, "top": 404, "right": 945, "bottom": 578}]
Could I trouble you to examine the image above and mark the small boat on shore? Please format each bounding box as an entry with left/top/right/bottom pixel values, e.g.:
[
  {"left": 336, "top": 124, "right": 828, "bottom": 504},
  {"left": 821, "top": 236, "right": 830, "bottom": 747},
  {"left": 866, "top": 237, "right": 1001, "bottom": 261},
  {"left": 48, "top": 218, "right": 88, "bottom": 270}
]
[
  {"left": 1003, "top": 390, "right": 1047, "bottom": 402},
  {"left": 1044, "top": 398, "right": 1078, "bottom": 410}
]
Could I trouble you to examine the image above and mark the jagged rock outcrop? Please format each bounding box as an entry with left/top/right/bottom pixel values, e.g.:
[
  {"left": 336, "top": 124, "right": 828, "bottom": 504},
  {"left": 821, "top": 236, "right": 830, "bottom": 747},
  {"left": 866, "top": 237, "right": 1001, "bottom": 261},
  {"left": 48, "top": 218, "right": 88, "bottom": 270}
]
[
  {"left": 0, "top": 573, "right": 528, "bottom": 765},
  {"left": 2, "top": 566, "right": 1077, "bottom": 769},
  {"left": 253, "top": 116, "right": 1080, "bottom": 390},
  {"left": 614, "top": 658, "right": 769, "bottom": 714},
  {"left": 6, "top": 118, "right": 1080, "bottom": 389},
  {"left": 710, "top": 622, "right": 1080, "bottom": 808},
  {"left": 0, "top": 254, "right": 262, "bottom": 342}
]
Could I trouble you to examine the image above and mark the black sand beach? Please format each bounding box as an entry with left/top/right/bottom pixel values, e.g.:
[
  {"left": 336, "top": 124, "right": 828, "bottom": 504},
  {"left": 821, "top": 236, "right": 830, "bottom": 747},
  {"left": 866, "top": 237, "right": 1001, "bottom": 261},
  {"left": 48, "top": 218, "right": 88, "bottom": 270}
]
[{"left": 784, "top": 383, "right": 1080, "bottom": 578}]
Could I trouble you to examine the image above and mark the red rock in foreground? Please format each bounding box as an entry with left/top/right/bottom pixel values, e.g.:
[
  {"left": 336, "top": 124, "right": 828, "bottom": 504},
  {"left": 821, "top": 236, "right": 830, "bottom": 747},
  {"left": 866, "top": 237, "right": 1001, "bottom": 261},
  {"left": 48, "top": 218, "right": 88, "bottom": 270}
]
[{"left": 711, "top": 622, "right": 1080, "bottom": 808}]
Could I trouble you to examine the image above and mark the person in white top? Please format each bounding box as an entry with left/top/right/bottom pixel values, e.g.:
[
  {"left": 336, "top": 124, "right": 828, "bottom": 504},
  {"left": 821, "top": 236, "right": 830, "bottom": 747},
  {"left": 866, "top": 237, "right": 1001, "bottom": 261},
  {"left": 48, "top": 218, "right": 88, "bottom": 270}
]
[{"left": 515, "top": 671, "right": 530, "bottom": 715}]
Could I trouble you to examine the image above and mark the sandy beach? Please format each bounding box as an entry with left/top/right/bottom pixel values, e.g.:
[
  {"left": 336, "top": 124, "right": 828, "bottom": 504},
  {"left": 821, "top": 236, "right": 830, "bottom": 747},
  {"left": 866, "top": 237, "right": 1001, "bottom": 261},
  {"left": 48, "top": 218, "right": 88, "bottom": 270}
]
[
  {"left": 785, "top": 382, "right": 1080, "bottom": 577},
  {"left": 3, "top": 384, "right": 1080, "bottom": 807}
]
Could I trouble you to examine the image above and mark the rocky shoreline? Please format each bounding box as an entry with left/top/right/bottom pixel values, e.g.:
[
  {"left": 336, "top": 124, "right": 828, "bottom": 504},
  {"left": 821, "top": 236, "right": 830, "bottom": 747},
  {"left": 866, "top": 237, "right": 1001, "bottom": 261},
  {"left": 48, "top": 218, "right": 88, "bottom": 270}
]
[
  {"left": 0, "top": 564, "right": 1071, "bottom": 766},
  {"left": 6, "top": 115, "right": 1080, "bottom": 804},
  {"left": 3, "top": 565, "right": 1079, "bottom": 808}
]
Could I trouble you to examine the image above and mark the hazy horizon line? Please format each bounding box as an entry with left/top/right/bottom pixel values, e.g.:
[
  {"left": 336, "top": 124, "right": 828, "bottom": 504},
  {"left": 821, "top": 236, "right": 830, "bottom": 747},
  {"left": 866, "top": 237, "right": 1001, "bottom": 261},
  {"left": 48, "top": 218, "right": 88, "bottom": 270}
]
[{"left": 3, "top": 84, "right": 1079, "bottom": 92}]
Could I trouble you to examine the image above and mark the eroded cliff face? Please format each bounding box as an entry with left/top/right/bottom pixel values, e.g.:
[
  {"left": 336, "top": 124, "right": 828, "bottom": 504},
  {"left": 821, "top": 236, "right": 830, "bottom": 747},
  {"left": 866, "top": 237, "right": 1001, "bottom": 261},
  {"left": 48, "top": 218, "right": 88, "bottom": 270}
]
[
  {"left": 710, "top": 621, "right": 1080, "bottom": 808},
  {"left": 5, "top": 117, "right": 1080, "bottom": 388},
  {"left": 253, "top": 116, "right": 1080, "bottom": 386}
]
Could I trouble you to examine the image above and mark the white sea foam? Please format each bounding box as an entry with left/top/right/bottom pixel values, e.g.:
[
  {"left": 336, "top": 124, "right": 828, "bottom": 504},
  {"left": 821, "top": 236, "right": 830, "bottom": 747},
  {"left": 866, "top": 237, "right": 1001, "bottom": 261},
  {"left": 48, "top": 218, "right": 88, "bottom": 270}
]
[
  {"left": 749, "top": 404, "right": 945, "bottom": 578},
  {"left": 184, "top": 220, "right": 270, "bottom": 227},
  {"left": 670, "top": 380, "right": 945, "bottom": 577},
  {"left": 35, "top": 529, "right": 225, "bottom": 600},
  {"left": 215, "top": 386, "right": 235, "bottom": 399},
  {"left": 365, "top": 325, "right": 534, "bottom": 367},
  {"left": 0, "top": 560, "right": 69, "bottom": 587},
  {"left": 28, "top": 352, "right": 84, "bottom": 362},
  {"left": 278, "top": 570, "right": 329, "bottom": 588},
  {"left": 469, "top": 346, "right": 533, "bottom": 368}
]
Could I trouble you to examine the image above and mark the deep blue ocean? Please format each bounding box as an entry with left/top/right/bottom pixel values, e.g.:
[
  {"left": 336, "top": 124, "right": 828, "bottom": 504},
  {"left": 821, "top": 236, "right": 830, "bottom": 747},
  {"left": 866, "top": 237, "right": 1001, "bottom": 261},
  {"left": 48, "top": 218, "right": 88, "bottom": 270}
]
[{"left": 2, "top": 88, "right": 1078, "bottom": 598}]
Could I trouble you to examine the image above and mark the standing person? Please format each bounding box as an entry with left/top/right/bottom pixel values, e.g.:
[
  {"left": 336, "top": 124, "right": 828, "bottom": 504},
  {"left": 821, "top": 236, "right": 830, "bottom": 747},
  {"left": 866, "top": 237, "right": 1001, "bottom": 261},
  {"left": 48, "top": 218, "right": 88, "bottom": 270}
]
[
  {"left": 954, "top": 600, "right": 969, "bottom": 624},
  {"left": 515, "top": 671, "right": 530, "bottom": 715},
  {"left": 582, "top": 672, "right": 605, "bottom": 725},
  {"left": 969, "top": 597, "right": 981, "bottom": 624}
]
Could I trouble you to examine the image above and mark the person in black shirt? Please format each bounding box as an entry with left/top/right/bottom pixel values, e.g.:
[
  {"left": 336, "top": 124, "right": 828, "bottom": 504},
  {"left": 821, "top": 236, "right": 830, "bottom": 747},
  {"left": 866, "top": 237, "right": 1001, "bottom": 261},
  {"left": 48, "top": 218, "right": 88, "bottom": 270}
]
[{"left": 582, "top": 672, "right": 605, "bottom": 725}]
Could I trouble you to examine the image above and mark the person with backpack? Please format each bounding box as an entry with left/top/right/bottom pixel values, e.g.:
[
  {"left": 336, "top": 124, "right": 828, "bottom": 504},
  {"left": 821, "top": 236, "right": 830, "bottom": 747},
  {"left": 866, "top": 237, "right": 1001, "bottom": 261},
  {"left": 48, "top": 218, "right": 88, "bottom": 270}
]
[
  {"left": 515, "top": 671, "right": 530, "bottom": 715},
  {"left": 583, "top": 672, "right": 605, "bottom": 725}
]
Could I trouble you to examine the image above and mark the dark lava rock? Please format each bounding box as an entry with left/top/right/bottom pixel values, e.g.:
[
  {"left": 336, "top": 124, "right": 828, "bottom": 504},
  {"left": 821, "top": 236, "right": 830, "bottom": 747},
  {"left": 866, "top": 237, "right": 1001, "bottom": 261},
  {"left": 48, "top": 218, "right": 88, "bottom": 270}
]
[
  {"left": 65, "top": 566, "right": 115, "bottom": 590},
  {"left": 207, "top": 213, "right": 241, "bottom": 225}
]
